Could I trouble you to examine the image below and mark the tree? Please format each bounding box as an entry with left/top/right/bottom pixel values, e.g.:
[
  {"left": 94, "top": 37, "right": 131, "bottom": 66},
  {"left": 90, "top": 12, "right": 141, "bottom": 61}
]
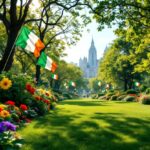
[
  {"left": 117, "top": 28, "right": 150, "bottom": 74},
  {"left": 0, "top": 0, "right": 93, "bottom": 72},
  {"left": 98, "top": 37, "right": 141, "bottom": 91},
  {"left": 92, "top": 0, "right": 150, "bottom": 31}
]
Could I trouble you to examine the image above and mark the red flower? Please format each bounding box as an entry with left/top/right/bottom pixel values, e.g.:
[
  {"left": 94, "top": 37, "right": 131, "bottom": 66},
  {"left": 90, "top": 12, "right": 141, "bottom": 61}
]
[
  {"left": 39, "top": 97, "right": 43, "bottom": 101},
  {"left": 30, "top": 87, "right": 35, "bottom": 95},
  {"left": 44, "top": 100, "right": 50, "bottom": 104},
  {"left": 35, "top": 96, "right": 41, "bottom": 100},
  {"left": 20, "top": 104, "right": 28, "bottom": 111},
  {"left": 26, "top": 83, "right": 32, "bottom": 91},
  {"left": 26, "top": 83, "right": 35, "bottom": 95},
  {"left": 5, "top": 100, "right": 15, "bottom": 106}
]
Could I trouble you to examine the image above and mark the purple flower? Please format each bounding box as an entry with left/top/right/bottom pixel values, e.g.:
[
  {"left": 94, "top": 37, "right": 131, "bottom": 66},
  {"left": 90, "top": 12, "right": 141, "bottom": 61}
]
[
  {"left": 0, "top": 122, "right": 5, "bottom": 133},
  {"left": 0, "top": 121, "right": 16, "bottom": 133}
]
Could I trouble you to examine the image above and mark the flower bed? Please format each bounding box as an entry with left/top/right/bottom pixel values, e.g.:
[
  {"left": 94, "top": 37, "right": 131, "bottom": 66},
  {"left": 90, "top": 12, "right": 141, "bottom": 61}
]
[{"left": 0, "top": 73, "right": 57, "bottom": 149}]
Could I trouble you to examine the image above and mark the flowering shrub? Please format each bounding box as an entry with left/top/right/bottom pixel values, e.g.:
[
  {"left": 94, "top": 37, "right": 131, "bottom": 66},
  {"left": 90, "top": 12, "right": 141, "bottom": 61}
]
[
  {"left": 0, "top": 71, "right": 57, "bottom": 148},
  {"left": 0, "top": 72, "right": 33, "bottom": 105}
]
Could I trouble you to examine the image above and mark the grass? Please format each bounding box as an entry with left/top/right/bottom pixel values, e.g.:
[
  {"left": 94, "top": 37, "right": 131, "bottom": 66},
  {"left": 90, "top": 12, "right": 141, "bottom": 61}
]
[{"left": 19, "top": 98, "right": 150, "bottom": 150}]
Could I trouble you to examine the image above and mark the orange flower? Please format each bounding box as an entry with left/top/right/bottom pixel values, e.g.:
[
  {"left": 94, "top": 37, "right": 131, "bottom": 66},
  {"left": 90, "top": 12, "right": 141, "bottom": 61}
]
[{"left": 0, "top": 110, "right": 10, "bottom": 118}]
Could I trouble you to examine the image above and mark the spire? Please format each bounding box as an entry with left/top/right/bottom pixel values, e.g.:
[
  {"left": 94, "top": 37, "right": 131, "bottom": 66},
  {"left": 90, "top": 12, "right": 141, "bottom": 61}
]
[
  {"left": 89, "top": 37, "right": 96, "bottom": 52},
  {"left": 88, "top": 37, "right": 97, "bottom": 67},
  {"left": 91, "top": 37, "right": 94, "bottom": 46}
]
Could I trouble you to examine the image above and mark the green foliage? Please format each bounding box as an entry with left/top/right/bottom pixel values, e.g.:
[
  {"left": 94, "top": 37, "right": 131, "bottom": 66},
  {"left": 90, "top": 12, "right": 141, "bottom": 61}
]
[
  {"left": 140, "top": 95, "right": 150, "bottom": 105},
  {"left": 0, "top": 72, "right": 33, "bottom": 105},
  {"left": 145, "top": 88, "right": 150, "bottom": 94},
  {"left": 93, "top": 0, "right": 150, "bottom": 31},
  {"left": 98, "top": 93, "right": 105, "bottom": 97},
  {"left": 117, "top": 95, "right": 127, "bottom": 101},
  {"left": 62, "top": 93, "right": 72, "bottom": 99},
  {"left": 50, "top": 102, "right": 57, "bottom": 110},
  {"left": 0, "top": 131, "right": 23, "bottom": 150},
  {"left": 126, "top": 89, "right": 138, "bottom": 94},
  {"left": 110, "top": 95, "right": 118, "bottom": 101},
  {"left": 91, "top": 94, "right": 97, "bottom": 99},
  {"left": 32, "top": 101, "right": 49, "bottom": 116},
  {"left": 140, "top": 85, "right": 148, "bottom": 92},
  {"left": 123, "top": 96, "right": 136, "bottom": 102}
]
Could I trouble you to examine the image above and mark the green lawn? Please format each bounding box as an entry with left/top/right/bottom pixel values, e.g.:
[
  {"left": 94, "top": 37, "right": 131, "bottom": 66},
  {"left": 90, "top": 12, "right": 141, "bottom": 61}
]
[{"left": 19, "top": 99, "right": 150, "bottom": 150}]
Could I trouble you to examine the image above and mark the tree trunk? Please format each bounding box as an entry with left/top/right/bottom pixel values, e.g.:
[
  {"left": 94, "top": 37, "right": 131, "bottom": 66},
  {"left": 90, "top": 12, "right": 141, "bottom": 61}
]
[
  {"left": 49, "top": 78, "right": 53, "bottom": 88},
  {"left": 0, "top": 28, "right": 19, "bottom": 73},
  {"left": 35, "top": 65, "right": 41, "bottom": 84},
  {"left": 124, "top": 79, "right": 128, "bottom": 91},
  {"left": 128, "top": 77, "right": 133, "bottom": 89},
  {"left": 54, "top": 80, "right": 60, "bottom": 90}
]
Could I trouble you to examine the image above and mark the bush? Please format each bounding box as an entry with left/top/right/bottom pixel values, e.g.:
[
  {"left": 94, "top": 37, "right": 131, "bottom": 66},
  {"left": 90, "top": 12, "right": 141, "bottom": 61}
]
[
  {"left": 106, "top": 93, "right": 114, "bottom": 97},
  {"left": 117, "top": 95, "right": 127, "bottom": 101},
  {"left": 140, "top": 95, "right": 150, "bottom": 105},
  {"left": 62, "top": 93, "right": 72, "bottom": 99},
  {"left": 140, "top": 85, "right": 148, "bottom": 92},
  {"left": 98, "top": 96, "right": 107, "bottom": 100},
  {"left": 145, "top": 88, "right": 150, "bottom": 94},
  {"left": 123, "top": 96, "right": 137, "bottom": 102},
  {"left": 91, "top": 94, "right": 98, "bottom": 99},
  {"left": 98, "top": 93, "right": 105, "bottom": 97},
  {"left": 126, "top": 89, "right": 138, "bottom": 94},
  {"left": 110, "top": 95, "right": 118, "bottom": 101}
]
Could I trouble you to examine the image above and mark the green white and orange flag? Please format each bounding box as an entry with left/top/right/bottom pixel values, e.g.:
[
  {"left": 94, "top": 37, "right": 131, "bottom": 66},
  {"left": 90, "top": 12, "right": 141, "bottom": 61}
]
[
  {"left": 16, "top": 26, "right": 45, "bottom": 58},
  {"left": 51, "top": 74, "right": 58, "bottom": 80},
  {"left": 135, "top": 82, "right": 140, "bottom": 87},
  {"left": 70, "top": 81, "right": 76, "bottom": 87},
  {"left": 37, "top": 52, "right": 57, "bottom": 72}
]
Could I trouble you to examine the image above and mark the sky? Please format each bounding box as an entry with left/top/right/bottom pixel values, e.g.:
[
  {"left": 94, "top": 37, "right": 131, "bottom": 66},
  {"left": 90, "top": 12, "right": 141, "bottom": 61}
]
[{"left": 63, "top": 21, "right": 117, "bottom": 65}]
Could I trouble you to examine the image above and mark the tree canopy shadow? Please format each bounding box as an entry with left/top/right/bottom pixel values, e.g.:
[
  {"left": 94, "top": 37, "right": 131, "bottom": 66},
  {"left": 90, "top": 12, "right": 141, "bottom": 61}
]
[
  {"left": 59, "top": 100, "right": 108, "bottom": 106},
  {"left": 21, "top": 104, "right": 150, "bottom": 150}
]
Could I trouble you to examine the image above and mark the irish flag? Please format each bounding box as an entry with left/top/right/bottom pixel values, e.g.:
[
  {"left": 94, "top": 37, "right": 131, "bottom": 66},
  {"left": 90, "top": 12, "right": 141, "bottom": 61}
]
[
  {"left": 16, "top": 26, "right": 45, "bottom": 58},
  {"left": 70, "top": 81, "right": 76, "bottom": 87},
  {"left": 37, "top": 52, "right": 57, "bottom": 72},
  {"left": 135, "top": 82, "right": 140, "bottom": 87},
  {"left": 51, "top": 74, "right": 58, "bottom": 80}
]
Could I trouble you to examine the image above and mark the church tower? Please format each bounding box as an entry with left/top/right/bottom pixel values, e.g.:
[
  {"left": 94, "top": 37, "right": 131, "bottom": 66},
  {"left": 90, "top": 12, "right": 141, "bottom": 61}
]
[{"left": 88, "top": 38, "right": 97, "bottom": 68}]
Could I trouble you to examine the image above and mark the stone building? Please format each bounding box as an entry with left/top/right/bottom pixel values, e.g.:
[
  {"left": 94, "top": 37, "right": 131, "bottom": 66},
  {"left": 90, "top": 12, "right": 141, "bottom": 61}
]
[{"left": 79, "top": 38, "right": 99, "bottom": 78}]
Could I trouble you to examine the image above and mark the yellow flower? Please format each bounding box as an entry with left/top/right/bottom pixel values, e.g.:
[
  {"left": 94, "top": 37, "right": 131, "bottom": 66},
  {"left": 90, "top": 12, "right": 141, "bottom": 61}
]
[
  {"left": 0, "top": 78, "right": 12, "bottom": 90},
  {"left": 38, "top": 89, "right": 45, "bottom": 95},
  {"left": 0, "top": 110, "right": 10, "bottom": 118},
  {"left": 45, "top": 91, "right": 52, "bottom": 97},
  {"left": 0, "top": 104, "right": 6, "bottom": 110}
]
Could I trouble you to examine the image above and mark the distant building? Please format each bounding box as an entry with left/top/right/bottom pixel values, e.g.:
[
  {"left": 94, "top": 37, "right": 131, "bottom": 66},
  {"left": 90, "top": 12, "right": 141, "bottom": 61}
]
[{"left": 79, "top": 38, "right": 99, "bottom": 78}]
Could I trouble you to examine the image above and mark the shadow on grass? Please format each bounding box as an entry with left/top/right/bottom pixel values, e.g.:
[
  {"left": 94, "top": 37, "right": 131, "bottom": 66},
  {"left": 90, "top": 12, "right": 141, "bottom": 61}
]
[
  {"left": 60, "top": 100, "right": 108, "bottom": 106},
  {"left": 21, "top": 107, "right": 150, "bottom": 150}
]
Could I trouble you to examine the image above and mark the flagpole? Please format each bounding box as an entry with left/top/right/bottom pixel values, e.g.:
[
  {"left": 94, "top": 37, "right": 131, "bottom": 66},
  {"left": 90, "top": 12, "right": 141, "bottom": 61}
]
[{"left": 2, "top": 26, "right": 23, "bottom": 72}]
